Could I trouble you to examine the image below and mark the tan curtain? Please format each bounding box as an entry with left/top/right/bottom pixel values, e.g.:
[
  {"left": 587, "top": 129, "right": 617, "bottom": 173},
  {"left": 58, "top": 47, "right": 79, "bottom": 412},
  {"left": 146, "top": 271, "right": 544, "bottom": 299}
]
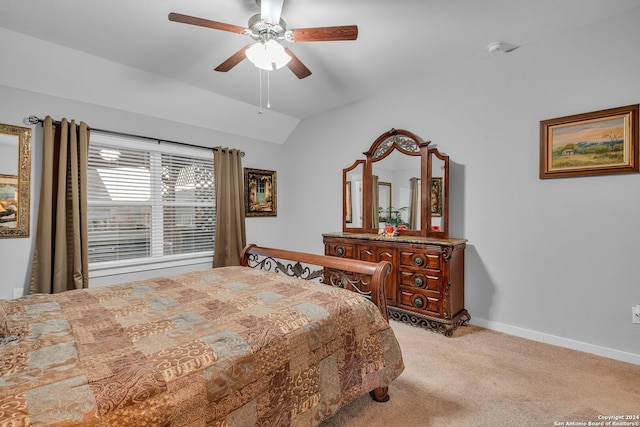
[
  {"left": 409, "top": 177, "right": 419, "bottom": 229},
  {"left": 372, "top": 174, "right": 379, "bottom": 228},
  {"left": 213, "top": 148, "right": 246, "bottom": 267},
  {"left": 30, "top": 116, "right": 89, "bottom": 294}
]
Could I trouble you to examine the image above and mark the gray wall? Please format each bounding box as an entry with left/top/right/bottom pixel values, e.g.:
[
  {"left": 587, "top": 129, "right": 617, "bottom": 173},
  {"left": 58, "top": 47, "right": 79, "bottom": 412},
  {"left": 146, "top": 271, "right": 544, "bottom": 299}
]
[
  {"left": 0, "top": 85, "right": 289, "bottom": 297},
  {"left": 1, "top": 8, "right": 639, "bottom": 364},
  {"left": 279, "top": 8, "right": 640, "bottom": 363}
]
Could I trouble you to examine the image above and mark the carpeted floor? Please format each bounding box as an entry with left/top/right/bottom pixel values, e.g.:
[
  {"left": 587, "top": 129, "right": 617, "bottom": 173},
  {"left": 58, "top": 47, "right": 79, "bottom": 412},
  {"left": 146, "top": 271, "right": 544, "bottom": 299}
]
[{"left": 322, "top": 320, "right": 640, "bottom": 426}]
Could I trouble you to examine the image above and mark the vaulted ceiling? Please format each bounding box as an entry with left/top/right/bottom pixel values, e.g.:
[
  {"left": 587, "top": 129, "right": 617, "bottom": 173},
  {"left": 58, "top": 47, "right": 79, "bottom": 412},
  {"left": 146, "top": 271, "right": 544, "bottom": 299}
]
[{"left": 1, "top": 0, "right": 638, "bottom": 130}]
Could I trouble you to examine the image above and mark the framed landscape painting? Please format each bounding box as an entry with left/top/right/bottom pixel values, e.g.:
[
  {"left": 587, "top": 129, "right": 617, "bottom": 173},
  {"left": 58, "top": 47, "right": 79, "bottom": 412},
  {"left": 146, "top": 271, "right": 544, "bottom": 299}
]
[{"left": 539, "top": 104, "right": 639, "bottom": 179}]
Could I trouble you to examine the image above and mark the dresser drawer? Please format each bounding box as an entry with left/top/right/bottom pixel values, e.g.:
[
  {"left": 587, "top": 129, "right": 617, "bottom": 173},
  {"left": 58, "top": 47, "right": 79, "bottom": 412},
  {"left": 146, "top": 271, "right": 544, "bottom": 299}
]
[
  {"left": 398, "top": 286, "right": 442, "bottom": 317},
  {"left": 399, "top": 271, "right": 442, "bottom": 292},
  {"left": 325, "top": 241, "right": 357, "bottom": 258},
  {"left": 399, "top": 250, "right": 441, "bottom": 271},
  {"left": 324, "top": 234, "right": 467, "bottom": 335}
]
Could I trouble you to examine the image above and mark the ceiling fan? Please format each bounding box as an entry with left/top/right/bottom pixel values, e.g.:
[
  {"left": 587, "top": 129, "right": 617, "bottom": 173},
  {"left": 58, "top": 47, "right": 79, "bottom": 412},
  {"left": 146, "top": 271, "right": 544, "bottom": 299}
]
[{"left": 169, "top": 0, "right": 358, "bottom": 79}]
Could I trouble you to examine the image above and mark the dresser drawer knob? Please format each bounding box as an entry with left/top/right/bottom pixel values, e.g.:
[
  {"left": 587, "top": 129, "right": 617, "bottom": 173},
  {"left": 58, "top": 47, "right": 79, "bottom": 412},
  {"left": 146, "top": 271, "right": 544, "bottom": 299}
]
[
  {"left": 413, "top": 256, "right": 424, "bottom": 266},
  {"left": 414, "top": 297, "right": 424, "bottom": 308},
  {"left": 336, "top": 247, "right": 344, "bottom": 256},
  {"left": 414, "top": 277, "right": 423, "bottom": 287}
]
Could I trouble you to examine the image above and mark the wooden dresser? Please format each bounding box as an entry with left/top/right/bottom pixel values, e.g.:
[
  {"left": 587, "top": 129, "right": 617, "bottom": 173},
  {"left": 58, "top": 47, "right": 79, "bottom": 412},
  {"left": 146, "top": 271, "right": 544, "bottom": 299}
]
[{"left": 324, "top": 232, "right": 469, "bottom": 336}]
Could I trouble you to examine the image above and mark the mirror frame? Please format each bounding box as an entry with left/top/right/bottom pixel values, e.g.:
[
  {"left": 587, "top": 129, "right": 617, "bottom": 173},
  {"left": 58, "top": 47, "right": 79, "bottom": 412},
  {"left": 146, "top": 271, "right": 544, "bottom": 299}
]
[
  {"left": 377, "top": 181, "right": 392, "bottom": 222},
  {"left": 427, "top": 147, "right": 449, "bottom": 239},
  {"left": 0, "top": 123, "right": 31, "bottom": 238},
  {"left": 342, "top": 159, "right": 366, "bottom": 232},
  {"left": 364, "top": 129, "right": 425, "bottom": 236},
  {"left": 342, "top": 128, "right": 450, "bottom": 239}
]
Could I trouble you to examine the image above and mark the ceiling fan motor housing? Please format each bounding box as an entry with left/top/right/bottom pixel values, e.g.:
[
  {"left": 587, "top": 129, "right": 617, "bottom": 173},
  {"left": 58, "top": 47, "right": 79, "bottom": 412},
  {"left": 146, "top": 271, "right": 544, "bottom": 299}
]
[{"left": 248, "top": 14, "right": 287, "bottom": 43}]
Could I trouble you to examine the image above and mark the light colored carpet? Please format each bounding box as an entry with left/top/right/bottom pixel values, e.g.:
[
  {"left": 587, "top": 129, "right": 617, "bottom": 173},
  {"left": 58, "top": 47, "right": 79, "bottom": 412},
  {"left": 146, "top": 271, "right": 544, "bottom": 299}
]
[{"left": 322, "top": 320, "right": 640, "bottom": 426}]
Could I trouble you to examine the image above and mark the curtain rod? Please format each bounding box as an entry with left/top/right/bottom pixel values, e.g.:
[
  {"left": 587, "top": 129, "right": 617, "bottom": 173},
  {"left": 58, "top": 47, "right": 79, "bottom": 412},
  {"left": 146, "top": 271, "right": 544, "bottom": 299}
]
[{"left": 26, "top": 115, "right": 245, "bottom": 157}]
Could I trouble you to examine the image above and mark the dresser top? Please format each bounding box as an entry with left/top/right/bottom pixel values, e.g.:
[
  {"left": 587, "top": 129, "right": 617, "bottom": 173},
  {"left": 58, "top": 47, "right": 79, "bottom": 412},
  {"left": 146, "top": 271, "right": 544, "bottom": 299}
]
[{"left": 323, "top": 232, "right": 467, "bottom": 247}]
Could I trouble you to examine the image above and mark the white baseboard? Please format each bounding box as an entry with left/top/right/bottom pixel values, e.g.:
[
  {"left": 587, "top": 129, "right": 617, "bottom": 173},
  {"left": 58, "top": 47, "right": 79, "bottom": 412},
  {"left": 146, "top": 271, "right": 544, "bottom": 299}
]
[{"left": 471, "top": 317, "right": 640, "bottom": 365}]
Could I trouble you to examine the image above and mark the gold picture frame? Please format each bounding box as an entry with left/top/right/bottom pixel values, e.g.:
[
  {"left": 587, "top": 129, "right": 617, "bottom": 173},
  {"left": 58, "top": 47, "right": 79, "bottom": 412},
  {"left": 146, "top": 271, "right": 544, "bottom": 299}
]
[
  {"left": 540, "top": 104, "right": 639, "bottom": 179},
  {"left": 244, "top": 168, "right": 276, "bottom": 217},
  {"left": 0, "top": 123, "right": 31, "bottom": 238},
  {"left": 431, "top": 177, "right": 443, "bottom": 217}
]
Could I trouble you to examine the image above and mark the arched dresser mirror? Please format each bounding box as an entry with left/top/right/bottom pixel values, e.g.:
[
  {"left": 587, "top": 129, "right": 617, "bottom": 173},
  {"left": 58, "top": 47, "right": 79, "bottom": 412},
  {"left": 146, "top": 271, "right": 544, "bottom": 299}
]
[
  {"left": 326, "top": 128, "right": 469, "bottom": 336},
  {"left": 367, "top": 130, "right": 423, "bottom": 234}
]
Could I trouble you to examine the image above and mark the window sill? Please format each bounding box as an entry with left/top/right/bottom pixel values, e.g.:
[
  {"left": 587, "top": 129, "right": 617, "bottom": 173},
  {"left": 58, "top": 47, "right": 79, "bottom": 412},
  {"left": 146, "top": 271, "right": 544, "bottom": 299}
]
[{"left": 89, "top": 252, "right": 214, "bottom": 279}]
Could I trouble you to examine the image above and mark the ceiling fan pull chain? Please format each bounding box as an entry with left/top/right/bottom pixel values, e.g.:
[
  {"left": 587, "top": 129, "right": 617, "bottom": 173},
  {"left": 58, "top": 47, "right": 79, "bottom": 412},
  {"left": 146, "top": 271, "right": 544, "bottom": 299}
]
[
  {"left": 267, "top": 71, "right": 271, "bottom": 109},
  {"left": 258, "top": 69, "right": 263, "bottom": 114}
]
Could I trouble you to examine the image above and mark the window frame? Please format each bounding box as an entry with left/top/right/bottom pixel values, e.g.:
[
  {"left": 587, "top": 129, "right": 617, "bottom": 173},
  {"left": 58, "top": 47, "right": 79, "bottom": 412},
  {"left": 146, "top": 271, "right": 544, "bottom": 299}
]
[{"left": 87, "top": 132, "right": 215, "bottom": 279}]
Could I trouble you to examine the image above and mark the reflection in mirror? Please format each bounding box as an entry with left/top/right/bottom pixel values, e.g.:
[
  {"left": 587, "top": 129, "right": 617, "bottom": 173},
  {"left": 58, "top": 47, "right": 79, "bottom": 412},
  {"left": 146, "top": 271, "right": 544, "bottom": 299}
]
[
  {"left": 372, "top": 149, "right": 421, "bottom": 230},
  {"left": 0, "top": 133, "right": 18, "bottom": 228},
  {"left": 409, "top": 177, "right": 421, "bottom": 229},
  {"left": 431, "top": 156, "right": 445, "bottom": 233},
  {"left": 428, "top": 147, "right": 449, "bottom": 238},
  {"left": 377, "top": 182, "right": 391, "bottom": 223},
  {"left": 0, "top": 134, "right": 18, "bottom": 176},
  {"left": 0, "top": 123, "right": 31, "bottom": 238},
  {"left": 344, "top": 160, "right": 364, "bottom": 230}
]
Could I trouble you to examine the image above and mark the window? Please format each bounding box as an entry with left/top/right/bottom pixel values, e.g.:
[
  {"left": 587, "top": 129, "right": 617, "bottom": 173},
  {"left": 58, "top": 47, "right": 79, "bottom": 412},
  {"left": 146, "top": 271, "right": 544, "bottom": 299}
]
[{"left": 87, "top": 133, "right": 215, "bottom": 274}]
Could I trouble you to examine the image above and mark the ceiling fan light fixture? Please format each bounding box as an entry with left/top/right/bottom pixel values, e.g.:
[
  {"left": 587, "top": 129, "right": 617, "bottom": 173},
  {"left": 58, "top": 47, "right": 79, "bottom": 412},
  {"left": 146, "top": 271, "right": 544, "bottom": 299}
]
[{"left": 246, "top": 39, "right": 291, "bottom": 71}]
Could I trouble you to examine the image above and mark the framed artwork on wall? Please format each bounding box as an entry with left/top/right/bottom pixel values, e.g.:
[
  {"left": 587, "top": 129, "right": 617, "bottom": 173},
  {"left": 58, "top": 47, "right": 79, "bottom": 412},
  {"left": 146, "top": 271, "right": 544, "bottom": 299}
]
[
  {"left": 540, "top": 104, "right": 639, "bottom": 179},
  {"left": 244, "top": 168, "right": 276, "bottom": 217}
]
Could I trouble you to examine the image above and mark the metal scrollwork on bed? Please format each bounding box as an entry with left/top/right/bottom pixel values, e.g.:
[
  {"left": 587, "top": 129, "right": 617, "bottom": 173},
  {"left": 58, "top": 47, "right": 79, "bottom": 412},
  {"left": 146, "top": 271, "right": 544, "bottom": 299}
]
[
  {"left": 244, "top": 253, "right": 325, "bottom": 281},
  {"left": 244, "top": 252, "right": 374, "bottom": 297},
  {"left": 322, "top": 268, "right": 374, "bottom": 297},
  {"left": 241, "top": 244, "right": 391, "bottom": 322}
]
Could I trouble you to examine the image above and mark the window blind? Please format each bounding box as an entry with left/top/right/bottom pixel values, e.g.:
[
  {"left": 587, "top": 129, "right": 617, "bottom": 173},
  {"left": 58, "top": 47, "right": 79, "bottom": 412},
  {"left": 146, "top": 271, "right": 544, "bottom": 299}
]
[{"left": 87, "top": 136, "right": 215, "bottom": 265}]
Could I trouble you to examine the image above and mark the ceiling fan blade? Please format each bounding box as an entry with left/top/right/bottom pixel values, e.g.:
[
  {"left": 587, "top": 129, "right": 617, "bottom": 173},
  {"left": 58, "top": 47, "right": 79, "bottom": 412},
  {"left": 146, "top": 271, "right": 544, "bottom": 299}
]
[
  {"left": 260, "top": 0, "right": 284, "bottom": 25},
  {"left": 168, "top": 12, "right": 246, "bottom": 34},
  {"left": 214, "top": 46, "right": 250, "bottom": 72},
  {"left": 289, "top": 25, "right": 358, "bottom": 42},
  {"left": 284, "top": 48, "right": 311, "bottom": 79}
]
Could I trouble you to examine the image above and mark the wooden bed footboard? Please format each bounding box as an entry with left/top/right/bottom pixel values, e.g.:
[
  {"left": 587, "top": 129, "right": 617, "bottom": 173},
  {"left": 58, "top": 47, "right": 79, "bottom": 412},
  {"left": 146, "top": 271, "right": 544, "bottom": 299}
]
[
  {"left": 240, "top": 243, "right": 394, "bottom": 403},
  {"left": 240, "top": 243, "right": 392, "bottom": 322}
]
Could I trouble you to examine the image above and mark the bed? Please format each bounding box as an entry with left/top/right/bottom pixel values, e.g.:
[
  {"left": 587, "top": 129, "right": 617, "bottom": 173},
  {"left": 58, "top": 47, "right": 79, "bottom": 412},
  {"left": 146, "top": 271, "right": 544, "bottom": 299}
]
[{"left": 0, "top": 244, "right": 404, "bottom": 426}]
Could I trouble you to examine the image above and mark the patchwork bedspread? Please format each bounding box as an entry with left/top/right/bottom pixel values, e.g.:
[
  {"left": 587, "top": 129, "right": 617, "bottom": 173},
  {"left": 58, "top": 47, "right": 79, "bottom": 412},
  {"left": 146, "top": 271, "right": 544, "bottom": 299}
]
[{"left": 0, "top": 266, "right": 404, "bottom": 426}]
